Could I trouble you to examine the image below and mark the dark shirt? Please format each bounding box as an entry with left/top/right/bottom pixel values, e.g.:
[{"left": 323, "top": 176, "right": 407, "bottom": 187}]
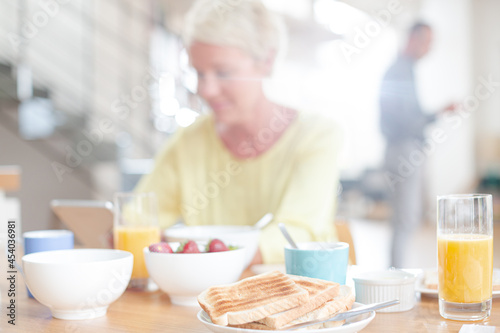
[{"left": 379, "top": 55, "right": 436, "bottom": 143}]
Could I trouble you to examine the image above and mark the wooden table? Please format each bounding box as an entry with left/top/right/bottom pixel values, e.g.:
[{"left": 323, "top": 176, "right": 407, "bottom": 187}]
[{"left": 4, "top": 273, "right": 500, "bottom": 332}]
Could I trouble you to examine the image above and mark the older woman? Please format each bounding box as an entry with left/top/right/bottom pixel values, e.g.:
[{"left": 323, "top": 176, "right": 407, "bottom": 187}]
[{"left": 135, "top": 0, "right": 342, "bottom": 264}]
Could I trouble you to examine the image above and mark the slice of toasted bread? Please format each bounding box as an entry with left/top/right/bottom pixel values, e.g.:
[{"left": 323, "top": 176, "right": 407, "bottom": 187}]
[
  {"left": 256, "top": 275, "right": 340, "bottom": 329},
  {"left": 231, "top": 285, "right": 354, "bottom": 330},
  {"left": 198, "top": 271, "right": 309, "bottom": 326},
  {"left": 285, "top": 285, "right": 354, "bottom": 327}
]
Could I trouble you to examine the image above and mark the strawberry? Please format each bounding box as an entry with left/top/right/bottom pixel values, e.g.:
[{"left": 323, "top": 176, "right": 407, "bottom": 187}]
[
  {"left": 207, "top": 239, "right": 229, "bottom": 252},
  {"left": 148, "top": 242, "right": 173, "bottom": 253},
  {"left": 177, "top": 240, "right": 200, "bottom": 253}
]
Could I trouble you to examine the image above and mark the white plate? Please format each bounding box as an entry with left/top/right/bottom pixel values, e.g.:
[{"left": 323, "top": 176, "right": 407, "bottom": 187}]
[
  {"left": 250, "top": 264, "right": 286, "bottom": 275},
  {"left": 415, "top": 268, "right": 500, "bottom": 298},
  {"left": 197, "top": 302, "right": 375, "bottom": 333}
]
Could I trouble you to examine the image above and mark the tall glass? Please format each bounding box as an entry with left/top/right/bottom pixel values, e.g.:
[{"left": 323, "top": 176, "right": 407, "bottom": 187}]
[
  {"left": 437, "top": 194, "right": 493, "bottom": 321},
  {"left": 113, "top": 192, "right": 160, "bottom": 291}
]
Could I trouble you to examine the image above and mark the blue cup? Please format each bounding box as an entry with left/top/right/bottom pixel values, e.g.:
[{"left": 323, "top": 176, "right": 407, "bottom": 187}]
[
  {"left": 23, "top": 230, "right": 74, "bottom": 297},
  {"left": 285, "top": 242, "right": 349, "bottom": 284}
]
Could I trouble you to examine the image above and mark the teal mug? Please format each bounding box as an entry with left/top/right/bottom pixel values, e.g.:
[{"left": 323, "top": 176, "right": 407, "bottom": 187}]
[{"left": 284, "top": 242, "right": 349, "bottom": 284}]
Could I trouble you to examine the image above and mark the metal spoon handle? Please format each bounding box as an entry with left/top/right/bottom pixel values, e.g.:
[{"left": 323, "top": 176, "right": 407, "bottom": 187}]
[
  {"left": 278, "top": 223, "right": 298, "bottom": 249},
  {"left": 333, "top": 299, "right": 399, "bottom": 321},
  {"left": 254, "top": 213, "right": 273, "bottom": 230},
  {"left": 281, "top": 299, "right": 399, "bottom": 331}
]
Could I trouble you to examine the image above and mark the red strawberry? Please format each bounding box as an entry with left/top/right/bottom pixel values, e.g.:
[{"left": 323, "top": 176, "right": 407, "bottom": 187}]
[
  {"left": 177, "top": 240, "right": 200, "bottom": 253},
  {"left": 207, "top": 239, "right": 229, "bottom": 252},
  {"left": 149, "top": 242, "right": 173, "bottom": 253}
]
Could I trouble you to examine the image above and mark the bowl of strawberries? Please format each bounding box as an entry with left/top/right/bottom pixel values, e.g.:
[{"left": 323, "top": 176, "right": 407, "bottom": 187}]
[
  {"left": 164, "top": 225, "right": 260, "bottom": 268},
  {"left": 143, "top": 239, "right": 246, "bottom": 306}
]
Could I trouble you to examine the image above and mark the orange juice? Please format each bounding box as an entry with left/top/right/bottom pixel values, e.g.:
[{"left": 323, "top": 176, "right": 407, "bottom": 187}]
[
  {"left": 438, "top": 234, "right": 493, "bottom": 303},
  {"left": 114, "top": 226, "right": 160, "bottom": 279}
]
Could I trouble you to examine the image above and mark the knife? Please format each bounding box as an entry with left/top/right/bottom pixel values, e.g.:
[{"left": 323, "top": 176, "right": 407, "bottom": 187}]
[{"left": 278, "top": 299, "right": 400, "bottom": 331}]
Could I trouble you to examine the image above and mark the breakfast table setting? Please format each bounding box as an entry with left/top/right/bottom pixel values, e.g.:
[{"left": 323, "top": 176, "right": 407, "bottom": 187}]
[
  {"left": 3, "top": 269, "right": 500, "bottom": 332},
  {"left": 3, "top": 193, "right": 500, "bottom": 332}
]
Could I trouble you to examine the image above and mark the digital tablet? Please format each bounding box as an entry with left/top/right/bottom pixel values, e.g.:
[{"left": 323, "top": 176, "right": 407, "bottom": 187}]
[{"left": 50, "top": 199, "right": 114, "bottom": 248}]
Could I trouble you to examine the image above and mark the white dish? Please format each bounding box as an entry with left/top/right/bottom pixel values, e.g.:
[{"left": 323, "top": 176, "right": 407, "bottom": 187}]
[
  {"left": 250, "top": 264, "right": 286, "bottom": 275},
  {"left": 144, "top": 243, "right": 247, "bottom": 306},
  {"left": 415, "top": 268, "right": 500, "bottom": 298},
  {"left": 22, "top": 249, "right": 132, "bottom": 320},
  {"left": 197, "top": 302, "right": 375, "bottom": 333},
  {"left": 353, "top": 270, "right": 416, "bottom": 312}
]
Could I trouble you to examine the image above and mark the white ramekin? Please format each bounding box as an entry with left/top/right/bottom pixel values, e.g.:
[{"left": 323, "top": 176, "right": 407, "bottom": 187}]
[{"left": 352, "top": 270, "right": 416, "bottom": 312}]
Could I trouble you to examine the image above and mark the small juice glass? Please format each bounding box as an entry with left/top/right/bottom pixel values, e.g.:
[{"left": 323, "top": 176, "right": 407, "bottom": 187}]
[
  {"left": 114, "top": 192, "right": 160, "bottom": 290},
  {"left": 437, "top": 194, "right": 493, "bottom": 320}
]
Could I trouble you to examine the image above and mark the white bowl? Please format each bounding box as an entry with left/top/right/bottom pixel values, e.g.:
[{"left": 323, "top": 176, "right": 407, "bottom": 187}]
[
  {"left": 164, "top": 225, "right": 260, "bottom": 267},
  {"left": 352, "top": 270, "right": 416, "bottom": 312},
  {"left": 22, "top": 249, "right": 133, "bottom": 320},
  {"left": 144, "top": 242, "right": 247, "bottom": 306}
]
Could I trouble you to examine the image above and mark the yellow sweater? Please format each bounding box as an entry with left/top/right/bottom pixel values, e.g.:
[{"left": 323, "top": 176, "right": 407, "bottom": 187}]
[{"left": 135, "top": 111, "right": 342, "bottom": 263}]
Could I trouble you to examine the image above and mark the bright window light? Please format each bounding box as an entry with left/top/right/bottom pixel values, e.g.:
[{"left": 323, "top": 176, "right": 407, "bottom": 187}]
[
  {"left": 159, "top": 73, "right": 175, "bottom": 97},
  {"left": 313, "top": 0, "right": 366, "bottom": 35},
  {"left": 175, "top": 108, "right": 199, "bottom": 127},
  {"left": 154, "top": 116, "right": 177, "bottom": 133},
  {"left": 180, "top": 48, "right": 198, "bottom": 94},
  {"left": 160, "top": 98, "right": 180, "bottom": 116},
  {"left": 158, "top": 72, "right": 180, "bottom": 116},
  {"left": 262, "top": 0, "right": 311, "bottom": 20}
]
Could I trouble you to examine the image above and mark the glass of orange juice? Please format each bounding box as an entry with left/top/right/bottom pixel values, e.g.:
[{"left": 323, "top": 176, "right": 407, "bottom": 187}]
[
  {"left": 437, "top": 194, "right": 493, "bottom": 321},
  {"left": 113, "top": 192, "right": 160, "bottom": 291}
]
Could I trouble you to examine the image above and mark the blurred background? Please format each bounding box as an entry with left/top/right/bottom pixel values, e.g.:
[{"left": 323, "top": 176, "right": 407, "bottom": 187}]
[{"left": 1, "top": 0, "right": 499, "bottom": 268}]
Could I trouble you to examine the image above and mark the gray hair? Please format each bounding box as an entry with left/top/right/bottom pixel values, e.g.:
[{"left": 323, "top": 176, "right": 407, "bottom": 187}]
[{"left": 182, "top": 0, "right": 286, "bottom": 62}]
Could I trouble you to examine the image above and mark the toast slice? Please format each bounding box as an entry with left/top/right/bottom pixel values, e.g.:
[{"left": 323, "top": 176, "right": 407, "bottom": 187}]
[
  {"left": 256, "top": 275, "right": 340, "bottom": 329},
  {"left": 197, "top": 271, "right": 309, "bottom": 326},
  {"left": 285, "top": 285, "right": 355, "bottom": 327},
  {"left": 231, "top": 285, "right": 355, "bottom": 330}
]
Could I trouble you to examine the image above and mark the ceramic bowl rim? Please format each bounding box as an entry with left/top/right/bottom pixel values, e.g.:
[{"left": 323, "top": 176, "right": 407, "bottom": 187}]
[
  {"left": 23, "top": 229, "right": 73, "bottom": 239},
  {"left": 353, "top": 270, "right": 416, "bottom": 285},
  {"left": 22, "top": 248, "right": 133, "bottom": 265},
  {"left": 284, "top": 241, "right": 349, "bottom": 252}
]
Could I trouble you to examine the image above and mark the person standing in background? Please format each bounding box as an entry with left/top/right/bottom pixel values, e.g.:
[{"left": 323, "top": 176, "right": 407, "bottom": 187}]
[{"left": 379, "top": 22, "right": 455, "bottom": 267}]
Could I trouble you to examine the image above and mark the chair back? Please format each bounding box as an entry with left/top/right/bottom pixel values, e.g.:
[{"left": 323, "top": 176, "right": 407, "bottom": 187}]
[{"left": 334, "top": 219, "right": 356, "bottom": 265}]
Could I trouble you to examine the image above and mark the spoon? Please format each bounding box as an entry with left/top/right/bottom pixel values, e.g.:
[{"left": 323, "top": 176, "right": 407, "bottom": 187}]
[
  {"left": 279, "top": 299, "right": 400, "bottom": 331},
  {"left": 278, "top": 223, "right": 299, "bottom": 249},
  {"left": 254, "top": 213, "right": 274, "bottom": 230}
]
